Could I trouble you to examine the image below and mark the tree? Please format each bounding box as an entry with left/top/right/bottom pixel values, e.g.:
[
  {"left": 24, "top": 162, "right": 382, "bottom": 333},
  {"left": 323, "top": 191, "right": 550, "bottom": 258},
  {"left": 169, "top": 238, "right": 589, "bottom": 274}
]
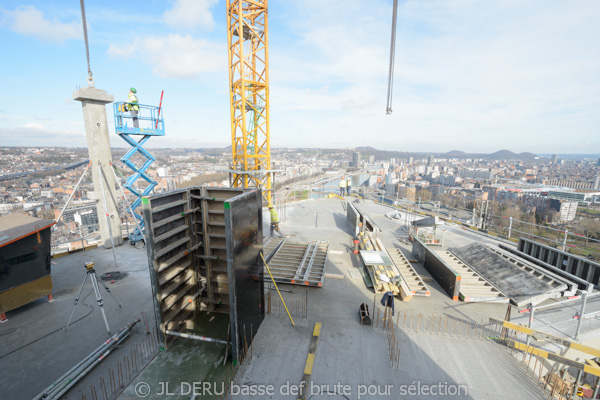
[
  {"left": 416, "top": 189, "right": 432, "bottom": 202},
  {"left": 575, "top": 218, "right": 600, "bottom": 246}
]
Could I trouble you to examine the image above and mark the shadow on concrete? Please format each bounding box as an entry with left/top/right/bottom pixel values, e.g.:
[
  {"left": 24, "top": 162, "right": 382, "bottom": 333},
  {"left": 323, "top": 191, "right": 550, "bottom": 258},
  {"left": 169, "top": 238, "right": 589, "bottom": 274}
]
[{"left": 333, "top": 212, "right": 354, "bottom": 235}]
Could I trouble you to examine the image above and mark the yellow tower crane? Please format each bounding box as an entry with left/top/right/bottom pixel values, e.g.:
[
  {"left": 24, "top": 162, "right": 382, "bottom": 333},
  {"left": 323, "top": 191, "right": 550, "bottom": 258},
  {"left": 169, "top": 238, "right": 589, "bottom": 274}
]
[{"left": 226, "top": 0, "right": 272, "bottom": 206}]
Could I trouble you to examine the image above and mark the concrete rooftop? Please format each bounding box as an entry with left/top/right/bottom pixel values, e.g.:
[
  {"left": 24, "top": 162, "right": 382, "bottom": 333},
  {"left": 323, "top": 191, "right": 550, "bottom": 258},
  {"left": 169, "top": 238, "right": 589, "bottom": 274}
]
[{"left": 2, "top": 196, "right": 600, "bottom": 399}]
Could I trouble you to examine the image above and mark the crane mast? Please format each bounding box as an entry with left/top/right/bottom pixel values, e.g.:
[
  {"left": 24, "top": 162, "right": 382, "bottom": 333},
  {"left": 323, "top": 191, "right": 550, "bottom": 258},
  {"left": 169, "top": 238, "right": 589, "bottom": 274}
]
[{"left": 226, "top": 0, "right": 272, "bottom": 205}]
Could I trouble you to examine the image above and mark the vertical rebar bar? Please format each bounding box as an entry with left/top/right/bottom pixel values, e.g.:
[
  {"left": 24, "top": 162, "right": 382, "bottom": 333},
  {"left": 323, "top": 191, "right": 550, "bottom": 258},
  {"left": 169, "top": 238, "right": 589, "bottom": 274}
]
[
  {"left": 109, "top": 368, "right": 115, "bottom": 394},
  {"left": 91, "top": 385, "right": 98, "bottom": 400},
  {"left": 466, "top": 320, "right": 470, "bottom": 338},
  {"left": 133, "top": 349, "right": 138, "bottom": 372},
  {"left": 100, "top": 377, "right": 108, "bottom": 400},
  {"left": 244, "top": 325, "right": 248, "bottom": 358},
  {"left": 118, "top": 362, "right": 123, "bottom": 388}
]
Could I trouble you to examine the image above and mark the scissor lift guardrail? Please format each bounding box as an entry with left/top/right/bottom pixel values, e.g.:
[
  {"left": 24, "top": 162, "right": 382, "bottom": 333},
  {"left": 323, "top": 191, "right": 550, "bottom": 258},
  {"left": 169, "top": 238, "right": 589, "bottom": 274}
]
[{"left": 113, "top": 102, "right": 165, "bottom": 244}]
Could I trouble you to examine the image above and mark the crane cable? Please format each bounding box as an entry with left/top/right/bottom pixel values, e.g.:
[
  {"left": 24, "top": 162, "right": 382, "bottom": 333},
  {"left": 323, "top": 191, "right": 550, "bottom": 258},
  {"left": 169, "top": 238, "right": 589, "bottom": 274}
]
[
  {"left": 80, "top": 0, "right": 94, "bottom": 87},
  {"left": 386, "top": 0, "right": 398, "bottom": 115}
]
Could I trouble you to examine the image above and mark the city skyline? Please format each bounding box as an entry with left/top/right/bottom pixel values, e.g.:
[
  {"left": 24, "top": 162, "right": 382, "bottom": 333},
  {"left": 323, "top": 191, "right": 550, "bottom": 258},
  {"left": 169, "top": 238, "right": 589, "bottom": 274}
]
[{"left": 1, "top": 0, "right": 599, "bottom": 153}]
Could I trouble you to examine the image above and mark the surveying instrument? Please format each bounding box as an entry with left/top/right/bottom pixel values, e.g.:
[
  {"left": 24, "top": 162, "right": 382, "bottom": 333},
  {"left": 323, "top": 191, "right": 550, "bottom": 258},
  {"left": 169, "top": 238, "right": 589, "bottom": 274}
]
[{"left": 65, "top": 262, "right": 122, "bottom": 336}]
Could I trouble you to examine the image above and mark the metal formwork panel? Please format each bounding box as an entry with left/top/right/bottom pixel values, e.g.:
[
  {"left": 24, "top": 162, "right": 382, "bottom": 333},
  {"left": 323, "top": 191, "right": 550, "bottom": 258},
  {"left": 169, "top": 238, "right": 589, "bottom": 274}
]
[
  {"left": 266, "top": 241, "right": 329, "bottom": 287},
  {"left": 142, "top": 189, "right": 198, "bottom": 349},
  {"left": 346, "top": 202, "right": 360, "bottom": 236},
  {"left": 224, "top": 190, "right": 265, "bottom": 363},
  {"left": 144, "top": 186, "right": 261, "bottom": 351},
  {"left": 202, "top": 187, "right": 245, "bottom": 313}
]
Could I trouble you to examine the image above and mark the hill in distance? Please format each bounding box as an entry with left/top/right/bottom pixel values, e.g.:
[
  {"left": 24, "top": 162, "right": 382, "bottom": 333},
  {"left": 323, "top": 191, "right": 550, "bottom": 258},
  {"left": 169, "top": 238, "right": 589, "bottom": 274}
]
[{"left": 355, "top": 147, "right": 541, "bottom": 161}]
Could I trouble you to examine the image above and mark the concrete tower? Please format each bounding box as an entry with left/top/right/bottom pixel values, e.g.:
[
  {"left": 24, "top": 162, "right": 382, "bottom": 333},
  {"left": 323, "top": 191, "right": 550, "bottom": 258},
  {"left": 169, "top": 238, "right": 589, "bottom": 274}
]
[{"left": 73, "top": 87, "right": 122, "bottom": 248}]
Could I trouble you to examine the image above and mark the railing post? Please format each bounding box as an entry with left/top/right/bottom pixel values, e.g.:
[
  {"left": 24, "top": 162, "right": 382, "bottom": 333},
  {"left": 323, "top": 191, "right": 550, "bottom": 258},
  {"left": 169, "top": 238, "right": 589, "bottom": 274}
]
[
  {"left": 525, "top": 303, "right": 534, "bottom": 347},
  {"left": 562, "top": 229, "right": 569, "bottom": 252},
  {"left": 574, "top": 291, "right": 588, "bottom": 341},
  {"left": 508, "top": 216, "right": 513, "bottom": 239}
]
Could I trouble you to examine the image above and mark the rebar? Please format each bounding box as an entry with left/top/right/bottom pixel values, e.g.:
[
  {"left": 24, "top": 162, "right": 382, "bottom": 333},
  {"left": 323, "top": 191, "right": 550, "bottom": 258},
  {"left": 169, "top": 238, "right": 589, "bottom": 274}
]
[
  {"left": 109, "top": 368, "right": 114, "bottom": 394},
  {"left": 531, "top": 354, "right": 539, "bottom": 378},
  {"left": 90, "top": 385, "right": 97, "bottom": 400},
  {"left": 100, "top": 377, "right": 108, "bottom": 400}
]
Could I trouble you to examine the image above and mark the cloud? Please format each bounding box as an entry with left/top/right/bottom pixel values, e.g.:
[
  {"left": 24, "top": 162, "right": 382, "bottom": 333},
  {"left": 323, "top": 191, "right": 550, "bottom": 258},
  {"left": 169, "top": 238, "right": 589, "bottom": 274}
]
[
  {"left": 263, "top": 0, "right": 600, "bottom": 152},
  {"left": 106, "top": 41, "right": 137, "bottom": 59},
  {"left": 108, "top": 34, "right": 225, "bottom": 79},
  {"left": 163, "top": 0, "right": 218, "bottom": 31},
  {"left": 2, "top": 5, "right": 80, "bottom": 43},
  {"left": 0, "top": 123, "right": 86, "bottom": 147}
]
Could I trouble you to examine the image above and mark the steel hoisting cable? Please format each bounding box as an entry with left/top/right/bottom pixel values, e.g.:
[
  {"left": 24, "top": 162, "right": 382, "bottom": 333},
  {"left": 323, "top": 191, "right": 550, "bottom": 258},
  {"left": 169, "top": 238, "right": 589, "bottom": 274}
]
[
  {"left": 80, "top": 0, "right": 94, "bottom": 87},
  {"left": 386, "top": 0, "right": 399, "bottom": 115}
]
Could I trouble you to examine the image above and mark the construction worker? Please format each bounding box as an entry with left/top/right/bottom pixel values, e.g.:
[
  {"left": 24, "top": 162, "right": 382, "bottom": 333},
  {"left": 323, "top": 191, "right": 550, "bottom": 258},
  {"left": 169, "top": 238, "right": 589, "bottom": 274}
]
[
  {"left": 346, "top": 177, "right": 352, "bottom": 196},
  {"left": 127, "top": 88, "right": 139, "bottom": 128},
  {"left": 269, "top": 206, "right": 281, "bottom": 236},
  {"left": 339, "top": 177, "right": 347, "bottom": 197}
]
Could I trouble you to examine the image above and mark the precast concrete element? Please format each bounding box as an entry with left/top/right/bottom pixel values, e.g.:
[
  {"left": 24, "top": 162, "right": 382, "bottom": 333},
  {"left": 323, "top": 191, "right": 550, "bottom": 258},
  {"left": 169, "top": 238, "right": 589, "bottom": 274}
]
[
  {"left": 73, "top": 87, "right": 122, "bottom": 248},
  {"left": 453, "top": 243, "right": 567, "bottom": 306}
]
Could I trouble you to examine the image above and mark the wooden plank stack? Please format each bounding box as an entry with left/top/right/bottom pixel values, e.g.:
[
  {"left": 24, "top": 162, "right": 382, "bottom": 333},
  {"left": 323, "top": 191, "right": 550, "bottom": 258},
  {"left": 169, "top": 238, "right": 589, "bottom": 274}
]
[{"left": 357, "top": 232, "right": 412, "bottom": 301}]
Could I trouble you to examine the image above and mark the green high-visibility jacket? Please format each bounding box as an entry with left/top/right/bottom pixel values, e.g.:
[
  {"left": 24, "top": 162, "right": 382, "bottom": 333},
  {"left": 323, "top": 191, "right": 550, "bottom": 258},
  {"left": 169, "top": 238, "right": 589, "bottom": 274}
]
[
  {"left": 270, "top": 208, "right": 279, "bottom": 223},
  {"left": 128, "top": 92, "right": 139, "bottom": 111}
]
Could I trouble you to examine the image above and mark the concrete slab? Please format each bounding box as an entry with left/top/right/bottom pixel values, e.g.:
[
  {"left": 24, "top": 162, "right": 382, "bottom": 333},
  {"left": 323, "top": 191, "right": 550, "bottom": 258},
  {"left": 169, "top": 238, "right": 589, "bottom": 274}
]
[
  {"left": 234, "top": 199, "right": 547, "bottom": 399},
  {"left": 0, "top": 244, "right": 154, "bottom": 400},
  {"left": 9, "top": 197, "right": 599, "bottom": 399}
]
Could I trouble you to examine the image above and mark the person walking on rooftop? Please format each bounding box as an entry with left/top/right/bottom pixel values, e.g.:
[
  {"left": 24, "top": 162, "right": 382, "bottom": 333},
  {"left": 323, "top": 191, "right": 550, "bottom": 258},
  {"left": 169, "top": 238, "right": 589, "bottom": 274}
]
[
  {"left": 269, "top": 206, "right": 281, "bottom": 236},
  {"left": 339, "top": 177, "right": 346, "bottom": 197},
  {"left": 127, "top": 88, "right": 139, "bottom": 128},
  {"left": 346, "top": 177, "right": 352, "bottom": 196}
]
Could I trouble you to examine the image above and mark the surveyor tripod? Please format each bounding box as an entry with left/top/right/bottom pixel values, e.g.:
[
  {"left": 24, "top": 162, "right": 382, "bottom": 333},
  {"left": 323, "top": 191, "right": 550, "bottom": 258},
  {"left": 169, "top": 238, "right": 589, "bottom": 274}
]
[{"left": 65, "top": 262, "right": 122, "bottom": 336}]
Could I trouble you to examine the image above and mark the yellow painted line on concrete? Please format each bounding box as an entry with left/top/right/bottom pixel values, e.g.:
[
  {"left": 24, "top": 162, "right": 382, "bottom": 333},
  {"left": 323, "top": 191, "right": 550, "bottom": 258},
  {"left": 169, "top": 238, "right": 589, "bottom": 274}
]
[
  {"left": 298, "top": 322, "right": 322, "bottom": 400},
  {"left": 304, "top": 353, "right": 315, "bottom": 375},
  {"left": 313, "top": 322, "right": 322, "bottom": 337}
]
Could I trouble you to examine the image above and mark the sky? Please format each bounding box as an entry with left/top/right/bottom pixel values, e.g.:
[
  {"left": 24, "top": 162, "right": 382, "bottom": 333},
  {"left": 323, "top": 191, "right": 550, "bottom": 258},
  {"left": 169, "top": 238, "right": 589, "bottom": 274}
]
[{"left": 0, "top": 0, "right": 599, "bottom": 154}]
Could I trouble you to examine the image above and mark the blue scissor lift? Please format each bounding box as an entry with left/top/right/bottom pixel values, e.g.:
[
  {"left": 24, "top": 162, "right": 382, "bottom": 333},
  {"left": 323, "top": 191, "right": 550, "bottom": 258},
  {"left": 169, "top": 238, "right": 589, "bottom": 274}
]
[{"left": 113, "top": 102, "right": 165, "bottom": 245}]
